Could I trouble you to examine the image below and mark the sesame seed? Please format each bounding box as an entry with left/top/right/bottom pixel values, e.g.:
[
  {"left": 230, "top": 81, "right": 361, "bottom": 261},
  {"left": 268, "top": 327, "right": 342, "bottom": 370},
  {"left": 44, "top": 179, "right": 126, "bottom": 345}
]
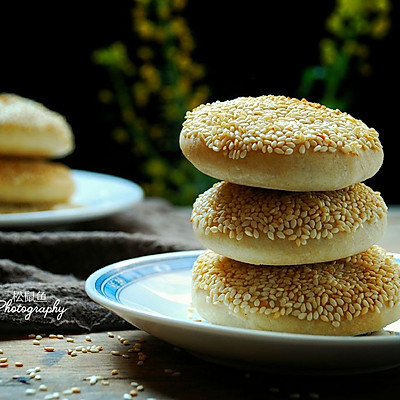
[
  {"left": 15, "top": 362, "right": 23, "bottom": 367},
  {"left": 191, "top": 181, "right": 386, "bottom": 247},
  {"left": 111, "top": 369, "right": 119, "bottom": 375},
  {"left": 181, "top": 95, "right": 382, "bottom": 160},
  {"left": 0, "top": 358, "right": 7, "bottom": 363},
  {"left": 25, "top": 388, "right": 36, "bottom": 395},
  {"left": 90, "top": 346, "right": 100, "bottom": 353},
  {"left": 44, "top": 347, "right": 54, "bottom": 352},
  {"left": 192, "top": 246, "right": 400, "bottom": 331}
]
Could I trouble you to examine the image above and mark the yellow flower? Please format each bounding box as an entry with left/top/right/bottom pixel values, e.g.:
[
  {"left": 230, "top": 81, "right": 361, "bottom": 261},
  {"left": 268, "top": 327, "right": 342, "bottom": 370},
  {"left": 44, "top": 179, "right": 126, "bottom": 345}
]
[
  {"left": 98, "top": 89, "right": 114, "bottom": 104},
  {"left": 371, "top": 17, "right": 390, "bottom": 39},
  {"left": 139, "top": 63, "right": 161, "bottom": 91},
  {"left": 137, "top": 46, "right": 154, "bottom": 61},
  {"left": 122, "top": 108, "right": 135, "bottom": 124},
  {"left": 320, "top": 38, "right": 338, "bottom": 66},
  {"left": 172, "top": 0, "right": 187, "bottom": 11},
  {"left": 93, "top": 0, "right": 210, "bottom": 205},
  {"left": 112, "top": 127, "right": 129, "bottom": 144},
  {"left": 188, "top": 85, "right": 210, "bottom": 111},
  {"left": 133, "top": 82, "right": 149, "bottom": 107},
  {"left": 135, "top": 20, "right": 154, "bottom": 40}
]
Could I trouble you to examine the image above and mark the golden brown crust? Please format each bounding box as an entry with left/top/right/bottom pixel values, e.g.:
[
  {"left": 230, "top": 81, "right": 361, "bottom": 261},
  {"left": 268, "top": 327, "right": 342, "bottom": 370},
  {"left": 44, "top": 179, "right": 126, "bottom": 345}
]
[
  {"left": 0, "top": 157, "right": 75, "bottom": 204},
  {"left": 180, "top": 134, "right": 383, "bottom": 191},
  {"left": 0, "top": 93, "right": 75, "bottom": 158},
  {"left": 191, "top": 181, "right": 387, "bottom": 265},
  {"left": 192, "top": 247, "right": 400, "bottom": 336},
  {"left": 180, "top": 95, "right": 383, "bottom": 190}
]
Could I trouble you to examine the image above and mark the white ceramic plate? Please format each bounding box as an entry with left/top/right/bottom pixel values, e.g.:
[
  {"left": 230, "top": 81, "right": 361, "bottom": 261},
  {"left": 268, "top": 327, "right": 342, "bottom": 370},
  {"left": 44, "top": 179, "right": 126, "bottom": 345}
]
[
  {"left": 85, "top": 250, "right": 400, "bottom": 375},
  {"left": 0, "top": 170, "right": 144, "bottom": 228}
]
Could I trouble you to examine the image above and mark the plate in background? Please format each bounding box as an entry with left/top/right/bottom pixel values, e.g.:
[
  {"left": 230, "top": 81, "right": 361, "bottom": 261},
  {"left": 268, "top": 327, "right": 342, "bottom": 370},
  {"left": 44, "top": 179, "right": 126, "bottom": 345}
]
[
  {"left": 0, "top": 170, "right": 144, "bottom": 228},
  {"left": 85, "top": 250, "right": 400, "bottom": 375}
]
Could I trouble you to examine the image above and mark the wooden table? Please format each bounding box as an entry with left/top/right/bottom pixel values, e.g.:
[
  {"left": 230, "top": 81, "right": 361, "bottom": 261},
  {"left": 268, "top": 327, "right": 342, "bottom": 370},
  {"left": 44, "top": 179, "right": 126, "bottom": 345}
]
[
  {"left": 1, "top": 206, "right": 399, "bottom": 399},
  {"left": 1, "top": 330, "right": 400, "bottom": 400}
]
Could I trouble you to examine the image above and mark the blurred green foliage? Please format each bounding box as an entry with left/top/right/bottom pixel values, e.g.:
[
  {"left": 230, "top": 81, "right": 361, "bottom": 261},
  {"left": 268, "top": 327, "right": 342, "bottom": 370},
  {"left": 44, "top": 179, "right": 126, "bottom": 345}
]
[
  {"left": 92, "top": 0, "right": 214, "bottom": 205},
  {"left": 93, "top": 0, "right": 392, "bottom": 205},
  {"left": 297, "top": 0, "right": 391, "bottom": 110}
]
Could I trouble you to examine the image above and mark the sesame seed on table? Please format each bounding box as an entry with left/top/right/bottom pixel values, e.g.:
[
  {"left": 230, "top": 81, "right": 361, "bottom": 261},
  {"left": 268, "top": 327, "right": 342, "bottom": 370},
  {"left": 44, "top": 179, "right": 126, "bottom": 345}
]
[
  {"left": 0, "top": 329, "right": 399, "bottom": 400},
  {"left": 0, "top": 210, "right": 398, "bottom": 399}
]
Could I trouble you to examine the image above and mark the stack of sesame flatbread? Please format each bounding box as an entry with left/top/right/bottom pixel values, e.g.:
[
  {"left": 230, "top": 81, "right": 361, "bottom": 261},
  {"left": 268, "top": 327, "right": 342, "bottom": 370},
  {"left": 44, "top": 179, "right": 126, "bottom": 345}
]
[
  {"left": 180, "top": 94, "right": 400, "bottom": 336},
  {"left": 0, "top": 93, "right": 75, "bottom": 213}
]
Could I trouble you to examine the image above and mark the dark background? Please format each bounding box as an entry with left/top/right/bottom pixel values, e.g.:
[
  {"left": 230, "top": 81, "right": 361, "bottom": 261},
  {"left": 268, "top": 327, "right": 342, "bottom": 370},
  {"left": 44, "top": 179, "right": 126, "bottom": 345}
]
[{"left": 1, "top": 1, "right": 398, "bottom": 203}]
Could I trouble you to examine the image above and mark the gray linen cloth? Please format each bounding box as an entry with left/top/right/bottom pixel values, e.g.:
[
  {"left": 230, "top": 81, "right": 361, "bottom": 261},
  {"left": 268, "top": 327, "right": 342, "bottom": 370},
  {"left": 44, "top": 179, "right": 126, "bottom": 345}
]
[{"left": 0, "top": 198, "right": 202, "bottom": 334}]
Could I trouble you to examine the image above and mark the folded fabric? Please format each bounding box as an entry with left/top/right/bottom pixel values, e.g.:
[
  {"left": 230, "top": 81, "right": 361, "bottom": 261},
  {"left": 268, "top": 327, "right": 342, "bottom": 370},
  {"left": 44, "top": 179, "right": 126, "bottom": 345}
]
[{"left": 0, "top": 198, "right": 202, "bottom": 333}]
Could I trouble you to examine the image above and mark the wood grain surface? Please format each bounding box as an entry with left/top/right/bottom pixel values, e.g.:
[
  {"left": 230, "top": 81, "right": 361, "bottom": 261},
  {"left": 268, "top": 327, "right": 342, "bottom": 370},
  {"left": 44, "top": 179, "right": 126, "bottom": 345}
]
[{"left": 1, "top": 329, "right": 400, "bottom": 400}]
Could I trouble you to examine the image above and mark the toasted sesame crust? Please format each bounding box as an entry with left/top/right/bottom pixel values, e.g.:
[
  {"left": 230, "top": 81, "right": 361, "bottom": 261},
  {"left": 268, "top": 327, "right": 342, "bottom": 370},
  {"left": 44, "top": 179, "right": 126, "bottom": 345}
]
[
  {"left": 180, "top": 95, "right": 383, "bottom": 191},
  {"left": 191, "top": 181, "right": 387, "bottom": 265},
  {"left": 0, "top": 157, "right": 75, "bottom": 204},
  {"left": 0, "top": 93, "right": 75, "bottom": 158},
  {"left": 192, "top": 247, "right": 400, "bottom": 336}
]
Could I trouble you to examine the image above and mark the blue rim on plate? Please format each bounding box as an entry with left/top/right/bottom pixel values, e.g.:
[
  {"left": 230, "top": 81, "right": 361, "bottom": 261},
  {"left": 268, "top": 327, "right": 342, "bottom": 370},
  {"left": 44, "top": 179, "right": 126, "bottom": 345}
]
[
  {"left": 86, "top": 250, "right": 400, "bottom": 375},
  {"left": 95, "top": 255, "right": 191, "bottom": 302}
]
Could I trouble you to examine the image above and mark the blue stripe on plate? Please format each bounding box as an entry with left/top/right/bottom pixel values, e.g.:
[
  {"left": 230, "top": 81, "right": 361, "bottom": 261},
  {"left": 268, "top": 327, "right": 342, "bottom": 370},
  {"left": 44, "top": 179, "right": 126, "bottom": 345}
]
[
  {"left": 94, "top": 254, "right": 400, "bottom": 302},
  {"left": 94, "top": 255, "right": 196, "bottom": 300}
]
